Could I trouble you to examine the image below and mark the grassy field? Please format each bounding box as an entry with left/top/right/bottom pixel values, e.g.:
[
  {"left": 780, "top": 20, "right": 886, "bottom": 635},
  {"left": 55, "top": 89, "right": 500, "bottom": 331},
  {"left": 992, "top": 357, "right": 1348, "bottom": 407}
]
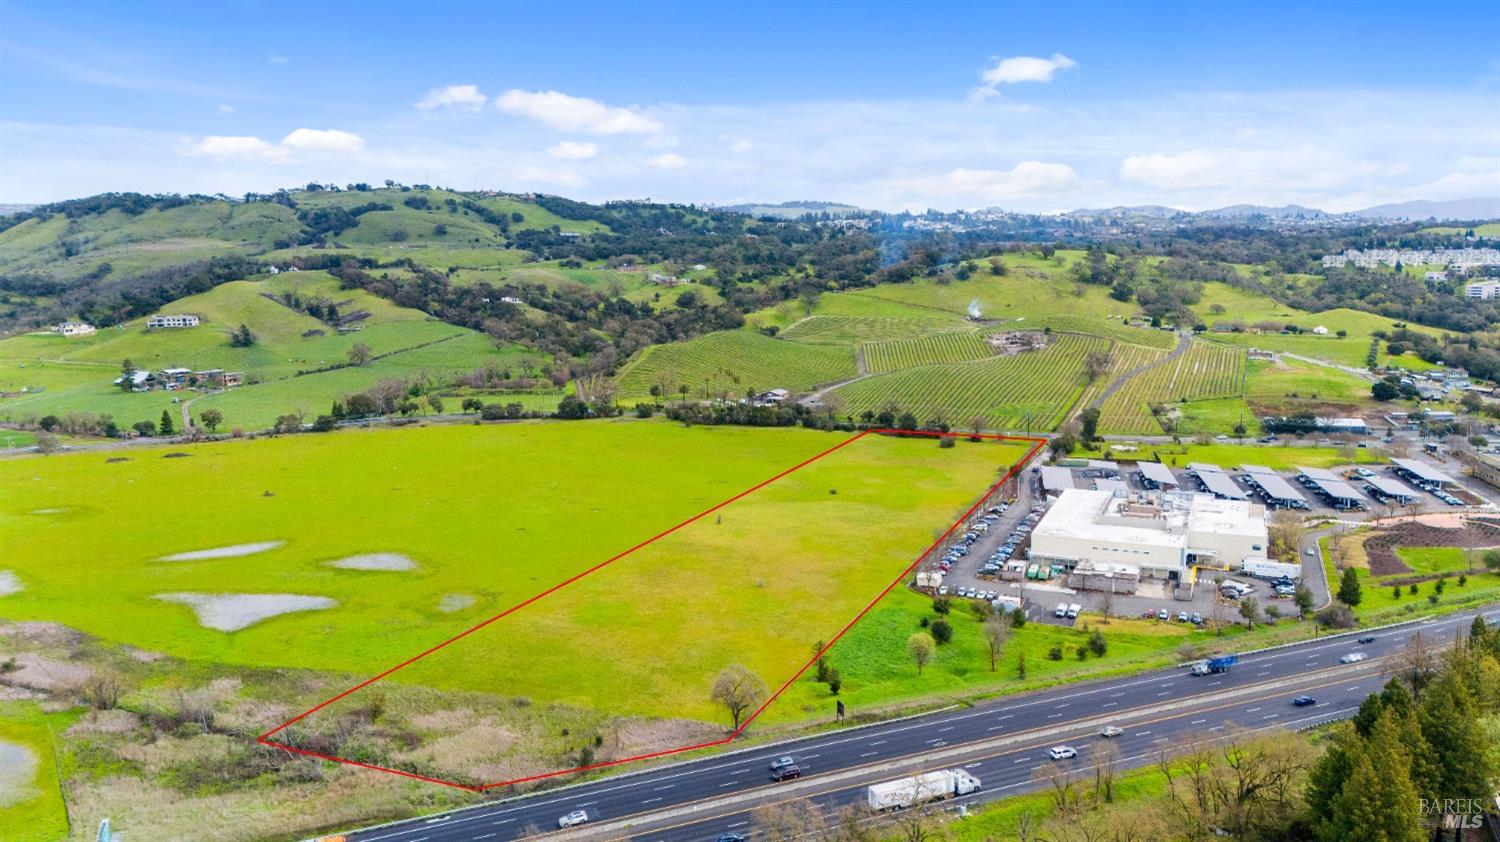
[
  {"left": 1421, "top": 222, "right": 1500, "bottom": 236},
  {"left": 0, "top": 702, "right": 75, "bottom": 841},
  {"left": 0, "top": 423, "right": 1028, "bottom": 728},
  {"left": 615, "top": 330, "right": 857, "bottom": 398},
  {"left": 829, "top": 333, "right": 1105, "bottom": 431},
  {"left": 1321, "top": 549, "right": 1500, "bottom": 622},
  {"left": 779, "top": 316, "right": 969, "bottom": 345}
]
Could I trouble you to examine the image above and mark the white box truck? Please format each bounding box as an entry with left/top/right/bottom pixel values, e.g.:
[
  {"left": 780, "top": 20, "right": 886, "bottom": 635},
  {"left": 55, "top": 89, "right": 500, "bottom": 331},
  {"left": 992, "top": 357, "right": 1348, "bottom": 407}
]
[
  {"left": 866, "top": 769, "right": 981, "bottom": 811},
  {"left": 1240, "top": 558, "right": 1300, "bottom": 580}
]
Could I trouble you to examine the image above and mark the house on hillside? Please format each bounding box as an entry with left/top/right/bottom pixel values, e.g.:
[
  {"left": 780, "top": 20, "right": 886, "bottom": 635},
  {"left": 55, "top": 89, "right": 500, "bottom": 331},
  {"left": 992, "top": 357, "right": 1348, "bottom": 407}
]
[
  {"left": 157, "top": 368, "right": 192, "bottom": 389},
  {"left": 751, "top": 388, "right": 790, "bottom": 407},
  {"left": 52, "top": 322, "right": 96, "bottom": 337},
  {"left": 195, "top": 369, "right": 243, "bottom": 389},
  {"left": 1311, "top": 325, "right": 1329, "bottom": 335},
  {"left": 147, "top": 314, "right": 200, "bottom": 329},
  {"left": 650, "top": 272, "right": 681, "bottom": 286},
  {"left": 114, "top": 370, "right": 153, "bottom": 391}
]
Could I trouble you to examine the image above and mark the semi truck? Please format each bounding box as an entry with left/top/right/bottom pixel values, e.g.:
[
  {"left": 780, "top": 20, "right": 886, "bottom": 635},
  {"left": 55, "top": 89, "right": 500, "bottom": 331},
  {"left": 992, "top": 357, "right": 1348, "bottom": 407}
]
[
  {"left": 866, "top": 769, "right": 982, "bottom": 811},
  {"left": 1190, "top": 655, "right": 1238, "bottom": 675}
]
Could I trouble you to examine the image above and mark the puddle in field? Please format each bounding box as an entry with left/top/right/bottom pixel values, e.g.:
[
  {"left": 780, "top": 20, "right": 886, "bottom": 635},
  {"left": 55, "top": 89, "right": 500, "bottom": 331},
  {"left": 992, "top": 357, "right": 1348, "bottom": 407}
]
[
  {"left": 0, "top": 740, "right": 38, "bottom": 807},
  {"left": 327, "top": 553, "right": 417, "bottom": 571},
  {"left": 158, "top": 541, "right": 285, "bottom": 561},
  {"left": 438, "top": 594, "right": 476, "bottom": 613},
  {"left": 155, "top": 593, "right": 336, "bottom": 631}
]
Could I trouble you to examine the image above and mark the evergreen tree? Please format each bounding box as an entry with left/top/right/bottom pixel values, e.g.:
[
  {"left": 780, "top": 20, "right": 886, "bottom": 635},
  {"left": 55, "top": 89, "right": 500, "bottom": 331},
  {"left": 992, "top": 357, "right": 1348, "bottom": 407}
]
[
  {"left": 1417, "top": 670, "right": 1496, "bottom": 802},
  {"left": 1337, "top": 567, "right": 1362, "bottom": 606},
  {"left": 1321, "top": 715, "right": 1423, "bottom": 842},
  {"left": 1305, "top": 724, "right": 1359, "bottom": 821},
  {"left": 159, "top": 409, "right": 175, "bottom": 436}
]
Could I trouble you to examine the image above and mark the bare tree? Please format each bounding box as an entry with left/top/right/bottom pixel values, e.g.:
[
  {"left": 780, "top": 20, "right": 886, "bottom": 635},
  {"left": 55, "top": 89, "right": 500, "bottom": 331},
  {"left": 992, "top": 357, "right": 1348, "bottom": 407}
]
[
  {"left": 752, "top": 797, "right": 826, "bottom": 842},
  {"left": 984, "top": 613, "right": 1012, "bottom": 671},
  {"left": 1093, "top": 739, "right": 1121, "bottom": 803},
  {"left": 1083, "top": 348, "right": 1114, "bottom": 383},
  {"left": 710, "top": 664, "right": 767, "bottom": 731},
  {"left": 1034, "top": 759, "right": 1081, "bottom": 814}
]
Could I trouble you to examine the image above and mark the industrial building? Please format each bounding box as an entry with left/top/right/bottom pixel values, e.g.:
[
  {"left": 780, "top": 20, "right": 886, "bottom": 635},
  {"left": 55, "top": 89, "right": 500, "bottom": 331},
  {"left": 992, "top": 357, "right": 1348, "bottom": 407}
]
[{"left": 1028, "top": 489, "right": 1269, "bottom": 581}]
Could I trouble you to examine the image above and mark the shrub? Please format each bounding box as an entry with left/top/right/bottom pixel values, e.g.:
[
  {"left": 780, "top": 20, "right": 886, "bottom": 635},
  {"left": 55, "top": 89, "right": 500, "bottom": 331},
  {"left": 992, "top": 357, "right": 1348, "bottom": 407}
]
[
  {"left": 932, "top": 597, "right": 951, "bottom": 615},
  {"left": 1087, "top": 630, "right": 1107, "bottom": 657},
  {"left": 1048, "top": 645, "right": 1064, "bottom": 661},
  {"left": 930, "top": 619, "right": 953, "bottom": 645},
  {"left": 1315, "top": 603, "right": 1357, "bottom": 629}
]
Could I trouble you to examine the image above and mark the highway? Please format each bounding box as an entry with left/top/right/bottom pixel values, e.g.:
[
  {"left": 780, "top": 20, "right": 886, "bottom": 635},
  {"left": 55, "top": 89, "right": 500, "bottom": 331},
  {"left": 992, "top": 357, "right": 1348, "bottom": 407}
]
[{"left": 345, "top": 604, "right": 1497, "bottom": 842}]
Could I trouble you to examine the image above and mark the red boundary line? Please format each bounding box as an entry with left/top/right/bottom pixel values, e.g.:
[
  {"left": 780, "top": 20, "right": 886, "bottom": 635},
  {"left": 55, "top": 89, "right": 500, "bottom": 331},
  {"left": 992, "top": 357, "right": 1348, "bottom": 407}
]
[{"left": 257, "top": 428, "right": 1046, "bottom": 792}]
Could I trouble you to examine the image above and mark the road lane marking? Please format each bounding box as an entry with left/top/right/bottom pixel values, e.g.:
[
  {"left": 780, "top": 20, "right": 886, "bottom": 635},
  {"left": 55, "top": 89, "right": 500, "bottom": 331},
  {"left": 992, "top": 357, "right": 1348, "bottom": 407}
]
[{"left": 1190, "top": 719, "right": 1206, "bottom": 725}]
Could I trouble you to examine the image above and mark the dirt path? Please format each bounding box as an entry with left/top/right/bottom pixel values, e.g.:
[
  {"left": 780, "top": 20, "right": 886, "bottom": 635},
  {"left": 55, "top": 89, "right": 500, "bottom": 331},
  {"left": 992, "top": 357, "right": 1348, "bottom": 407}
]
[{"left": 1086, "top": 331, "right": 1190, "bottom": 410}]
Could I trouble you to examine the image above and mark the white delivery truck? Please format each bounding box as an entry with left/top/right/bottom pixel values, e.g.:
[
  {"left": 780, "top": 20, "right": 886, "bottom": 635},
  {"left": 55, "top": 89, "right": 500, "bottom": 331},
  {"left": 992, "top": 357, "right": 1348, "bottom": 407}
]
[
  {"left": 866, "top": 769, "right": 982, "bottom": 811},
  {"left": 1240, "top": 558, "right": 1301, "bottom": 580}
]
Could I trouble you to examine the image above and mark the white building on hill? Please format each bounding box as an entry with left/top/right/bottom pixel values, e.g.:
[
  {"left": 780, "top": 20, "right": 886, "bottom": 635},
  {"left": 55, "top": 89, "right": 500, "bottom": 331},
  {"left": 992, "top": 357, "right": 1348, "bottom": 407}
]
[
  {"left": 147, "top": 314, "right": 200, "bottom": 328},
  {"left": 52, "top": 321, "right": 96, "bottom": 337},
  {"left": 1028, "top": 489, "right": 1268, "bottom": 581}
]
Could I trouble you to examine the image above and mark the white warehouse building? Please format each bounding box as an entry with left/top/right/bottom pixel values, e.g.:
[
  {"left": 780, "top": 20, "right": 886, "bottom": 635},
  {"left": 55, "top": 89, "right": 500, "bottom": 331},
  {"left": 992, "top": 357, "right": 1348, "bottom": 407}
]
[{"left": 1028, "top": 489, "right": 1269, "bottom": 581}]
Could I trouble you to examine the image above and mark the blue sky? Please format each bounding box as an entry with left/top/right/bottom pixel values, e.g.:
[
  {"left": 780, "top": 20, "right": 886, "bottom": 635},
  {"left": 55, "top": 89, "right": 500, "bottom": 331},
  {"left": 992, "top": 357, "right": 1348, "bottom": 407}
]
[{"left": 2, "top": 0, "right": 1497, "bottom": 210}]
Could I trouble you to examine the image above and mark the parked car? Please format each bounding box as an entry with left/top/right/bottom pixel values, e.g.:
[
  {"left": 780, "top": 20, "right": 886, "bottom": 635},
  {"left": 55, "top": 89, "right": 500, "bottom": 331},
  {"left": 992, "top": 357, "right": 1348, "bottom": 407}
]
[
  {"left": 937, "top": 585, "right": 949, "bottom": 595},
  {"left": 1338, "top": 653, "right": 1367, "bottom": 664},
  {"left": 558, "top": 809, "right": 590, "bottom": 828},
  {"left": 1055, "top": 603, "right": 1069, "bottom": 618},
  {"left": 1066, "top": 603, "right": 1081, "bottom": 619},
  {"left": 1190, "top": 612, "right": 1203, "bottom": 625},
  {"left": 1176, "top": 611, "right": 1189, "bottom": 622},
  {"left": 1047, "top": 746, "right": 1078, "bottom": 760},
  {"left": 1156, "top": 608, "right": 1170, "bottom": 620},
  {"left": 1292, "top": 696, "right": 1317, "bottom": 707},
  {"left": 1099, "top": 725, "right": 1123, "bottom": 738}
]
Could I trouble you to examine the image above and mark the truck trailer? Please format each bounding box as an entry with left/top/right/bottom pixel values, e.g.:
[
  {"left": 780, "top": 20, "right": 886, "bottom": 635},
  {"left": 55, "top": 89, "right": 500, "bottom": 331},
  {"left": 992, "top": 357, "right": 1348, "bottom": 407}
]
[
  {"left": 866, "top": 769, "right": 982, "bottom": 811},
  {"left": 1239, "top": 558, "right": 1301, "bottom": 580}
]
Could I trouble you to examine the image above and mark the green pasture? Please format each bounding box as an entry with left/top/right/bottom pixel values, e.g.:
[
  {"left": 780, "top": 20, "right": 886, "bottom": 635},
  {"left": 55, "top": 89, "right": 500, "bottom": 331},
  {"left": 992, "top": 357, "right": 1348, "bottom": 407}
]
[
  {"left": 0, "top": 422, "right": 1028, "bottom": 725},
  {"left": 615, "top": 330, "right": 857, "bottom": 398},
  {"left": 0, "top": 702, "right": 76, "bottom": 842}
]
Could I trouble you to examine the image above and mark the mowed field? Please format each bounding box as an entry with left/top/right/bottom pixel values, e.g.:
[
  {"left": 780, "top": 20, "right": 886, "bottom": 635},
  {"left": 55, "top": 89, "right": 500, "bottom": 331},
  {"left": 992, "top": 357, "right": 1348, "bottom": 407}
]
[{"left": 0, "top": 422, "right": 1028, "bottom": 728}]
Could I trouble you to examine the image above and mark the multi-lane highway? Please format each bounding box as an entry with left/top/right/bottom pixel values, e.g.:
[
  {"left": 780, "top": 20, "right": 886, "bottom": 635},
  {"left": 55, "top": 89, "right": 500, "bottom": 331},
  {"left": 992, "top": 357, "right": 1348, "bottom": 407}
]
[{"left": 346, "top": 605, "right": 1497, "bottom": 842}]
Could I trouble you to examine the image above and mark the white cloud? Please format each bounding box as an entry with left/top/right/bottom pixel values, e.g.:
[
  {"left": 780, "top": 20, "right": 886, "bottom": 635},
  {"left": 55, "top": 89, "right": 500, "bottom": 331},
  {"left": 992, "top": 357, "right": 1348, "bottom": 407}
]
[
  {"left": 496, "top": 89, "right": 661, "bottom": 134},
  {"left": 181, "top": 135, "right": 283, "bottom": 160},
  {"left": 727, "top": 138, "right": 754, "bottom": 153},
  {"left": 217, "top": 104, "right": 235, "bottom": 114},
  {"left": 972, "top": 53, "right": 1077, "bottom": 99},
  {"left": 1119, "top": 147, "right": 1384, "bottom": 193},
  {"left": 415, "top": 84, "right": 487, "bottom": 112},
  {"left": 268, "top": 55, "right": 288, "bottom": 65},
  {"left": 280, "top": 128, "right": 365, "bottom": 153},
  {"left": 513, "top": 166, "right": 584, "bottom": 187},
  {"left": 894, "top": 162, "right": 1082, "bottom": 202},
  {"left": 548, "top": 140, "right": 598, "bottom": 160},
  {"left": 648, "top": 152, "right": 686, "bottom": 169}
]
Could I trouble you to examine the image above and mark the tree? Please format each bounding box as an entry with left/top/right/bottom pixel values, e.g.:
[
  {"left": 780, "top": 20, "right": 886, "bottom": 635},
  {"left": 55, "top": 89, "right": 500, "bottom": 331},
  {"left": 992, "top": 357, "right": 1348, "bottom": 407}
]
[
  {"left": 1293, "top": 584, "right": 1314, "bottom": 619},
  {"left": 1078, "top": 406, "right": 1101, "bottom": 443},
  {"left": 1087, "top": 629, "right": 1108, "bottom": 657},
  {"left": 1371, "top": 380, "right": 1399, "bottom": 401},
  {"left": 1337, "top": 567, "right": 1362, "bottom": 607},
  {"left": 555, "top": 394, "right": 590, "bottom": 419},
  {"left": 1233, "top": 421, "right": 1247, "bottom": 440},
  {"left": 347, "top": 342, "right": 373, "bottom": 366},
  {"left": 118, "top": 359, "right": 137, "bottom": 392},
  {"left": 1238, "top": 596, "right": 1262, "bottom": 628},
  {"left": 1083, "top": 349, "right": 1113, "bottom": 383},
  {"left": 229, "top": 323, "right": 256, "bottom": 347},
  {"left": 159, "top": 409, "right": 175, "bottom": 437},
  {"left": 983, "top": 614, "right": 1011, "bottom": 672},
  {"left": 907, "top": 632, "right": 936, "bottom": 675},
  {"left": 35, "top": 432, "right": 60, "bottom": 455},
  {"left": 709, "top": 664, "right": 767, "bottom": 731},
  {"left": 929, "top": 618, "right": 952, "bottom": 645},
  {"left": 132, "top": 420, "right": 157, "bottom": 437},
  {"left": 199, "top": 408, "right": 222, "bottom": 432},
  {"left": 426, "top": 394, "right": 444, "bottom": 415},
  {"left": 1321, "top": 716, "right": 1424, "bottom": 842}
]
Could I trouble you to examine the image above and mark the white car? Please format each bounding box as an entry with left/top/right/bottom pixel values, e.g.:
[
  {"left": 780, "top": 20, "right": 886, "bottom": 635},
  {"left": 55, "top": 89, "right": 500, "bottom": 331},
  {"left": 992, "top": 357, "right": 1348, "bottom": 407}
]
[
  {"left": 1099, "top": 725, "right": 1123, "bottom": 738},
  {"left": 1338, "top": 652, "right": 1367, "bottom": 664},
  {"left": 1048, "top": 745, "right": 1078, "bottom": 760},
  {"left": 558, "top": 809, "right": 590, "bottom": 828}
]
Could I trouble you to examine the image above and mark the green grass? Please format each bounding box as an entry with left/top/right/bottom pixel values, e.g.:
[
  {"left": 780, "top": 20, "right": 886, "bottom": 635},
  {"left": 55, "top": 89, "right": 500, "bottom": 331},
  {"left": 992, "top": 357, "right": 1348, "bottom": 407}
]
[
  {"left": 0, "top": 702, "right": 76, "bottom": 842},
  {"left": 615, "top": 330, "right": 857, "bottom": 397},
  {"left": 0, "top": 422, "right": 1027, "bottom": 726},
  {"left": 1421, "top": 223, "right": 1500, "bottom": 236},
  {"left": 1321, "top": 550, "right": 1500, "bottom": 621},
  {"left": 939, "top": 764, "right": 1171, "bottom": 841},
  {"left": 830, "top": 333, "right": 1104, "bottom": 431}
]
